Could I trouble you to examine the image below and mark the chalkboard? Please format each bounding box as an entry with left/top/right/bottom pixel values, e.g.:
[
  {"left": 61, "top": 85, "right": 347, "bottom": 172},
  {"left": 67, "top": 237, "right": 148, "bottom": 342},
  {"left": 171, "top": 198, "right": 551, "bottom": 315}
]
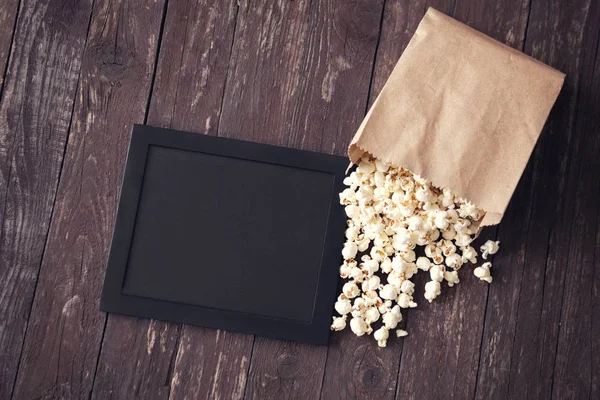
[{"left": 100, "top": 125, "right": 347, "bottom": 345}]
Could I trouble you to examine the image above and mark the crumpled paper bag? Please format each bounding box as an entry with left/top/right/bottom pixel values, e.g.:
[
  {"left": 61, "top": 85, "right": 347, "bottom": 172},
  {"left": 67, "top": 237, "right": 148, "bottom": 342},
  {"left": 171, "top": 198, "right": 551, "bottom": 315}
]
[{"left": 349, "top": 8, "right": 565, "bottom": 227}]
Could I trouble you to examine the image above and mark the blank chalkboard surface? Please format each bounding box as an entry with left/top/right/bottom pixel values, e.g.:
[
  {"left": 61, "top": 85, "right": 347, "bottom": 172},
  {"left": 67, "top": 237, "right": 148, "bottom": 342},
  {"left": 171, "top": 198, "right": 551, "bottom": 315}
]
[{"left": 100, "top": 125, "right": 347, "bottom": 345}]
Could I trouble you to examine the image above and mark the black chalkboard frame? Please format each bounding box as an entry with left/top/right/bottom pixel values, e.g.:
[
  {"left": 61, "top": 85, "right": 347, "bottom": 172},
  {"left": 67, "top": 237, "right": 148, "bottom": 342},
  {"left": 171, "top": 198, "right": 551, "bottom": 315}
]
[{"left": 100, "top": 125, "right": 347, "bottom": 345}]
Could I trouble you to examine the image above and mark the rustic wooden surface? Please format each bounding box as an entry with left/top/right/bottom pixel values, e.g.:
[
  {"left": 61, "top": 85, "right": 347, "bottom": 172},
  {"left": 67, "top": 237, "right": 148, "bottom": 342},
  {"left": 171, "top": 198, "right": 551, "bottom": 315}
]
[{"left": 0, "top": 0, "right": 598, "bottom": 399}]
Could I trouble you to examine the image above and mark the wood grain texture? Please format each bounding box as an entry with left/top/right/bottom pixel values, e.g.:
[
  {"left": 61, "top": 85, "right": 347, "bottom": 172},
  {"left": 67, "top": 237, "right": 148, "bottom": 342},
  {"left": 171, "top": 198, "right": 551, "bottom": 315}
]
[
  {"left": 11, "top": 0, "right": 166, "bottom": 399},
  {"left": 549, "top": 0, "right": 600, "bottom": 398},
  {"left": 91, "top": 1, "right": 240, "bottom": 399},
  {"left": 0, "top": 0, "right": 19, "bottom": 90},
  {"left": 474, "top": 0, "right": 595, "bottom": 399},
  {"left": 0, "top": 0, "right": 93, "bottom": 398},
  {"left": 91, "top": 317, "right": 180, "bottom": 400}
]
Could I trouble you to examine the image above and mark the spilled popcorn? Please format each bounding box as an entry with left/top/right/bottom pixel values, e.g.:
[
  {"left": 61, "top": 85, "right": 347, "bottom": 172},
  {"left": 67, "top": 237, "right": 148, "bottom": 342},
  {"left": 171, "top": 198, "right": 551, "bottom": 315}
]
[{"left": 331, "top": 155, "right": 500, "bottom": 347}]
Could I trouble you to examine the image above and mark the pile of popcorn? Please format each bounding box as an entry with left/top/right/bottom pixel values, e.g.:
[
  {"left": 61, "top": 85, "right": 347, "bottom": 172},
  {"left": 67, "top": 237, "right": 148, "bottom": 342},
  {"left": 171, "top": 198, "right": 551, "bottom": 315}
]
[{"left": 331, "top": 155, "right": 500, "bottom": 347}]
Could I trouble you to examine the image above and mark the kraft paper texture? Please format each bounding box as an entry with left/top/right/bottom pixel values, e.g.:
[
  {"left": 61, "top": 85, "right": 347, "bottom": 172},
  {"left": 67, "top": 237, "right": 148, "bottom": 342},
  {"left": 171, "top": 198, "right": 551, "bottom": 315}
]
[{"left": 349, "top": 8, "right": 565, "bottom": 226}]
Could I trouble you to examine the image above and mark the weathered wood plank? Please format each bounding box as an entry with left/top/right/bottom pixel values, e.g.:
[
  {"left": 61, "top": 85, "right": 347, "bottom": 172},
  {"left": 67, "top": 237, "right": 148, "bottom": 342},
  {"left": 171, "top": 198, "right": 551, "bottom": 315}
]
[
  {"left": 550, "top": 0, "right": 600, "bottom": 398},
  {"left": 0, "top": 0, "right": 93, "bottom": 398},
  {"left": 0, "top": 0, "right": 19, "bottom": 90},
  {"left": 91, "top": 1, "right": 239, "bottom": 399},
  {"left": 389, "top": 2, "right": 533, "bottom": 399},
  {"left": 168, "top": 327, "right": 253, "bottom": 400},
  {"left": 11, "top": 1, "right": 166, "bottom": 399},
  {"left": 474, "top": 0, "right": 594, "bottom": 399},
  {"left": 221, "top": 0, "right": 384, "bottom": 398}
]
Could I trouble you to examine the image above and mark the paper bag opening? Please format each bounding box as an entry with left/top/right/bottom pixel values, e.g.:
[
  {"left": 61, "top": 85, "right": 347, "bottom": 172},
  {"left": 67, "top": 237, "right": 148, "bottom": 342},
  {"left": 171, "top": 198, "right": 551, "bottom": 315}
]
[{"left": 349, "top": 8, "right": 565, "bottom": 227}]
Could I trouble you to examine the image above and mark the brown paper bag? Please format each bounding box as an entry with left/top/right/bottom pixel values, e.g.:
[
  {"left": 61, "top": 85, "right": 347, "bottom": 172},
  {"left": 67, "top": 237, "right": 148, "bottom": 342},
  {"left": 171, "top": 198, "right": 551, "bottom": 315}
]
[{"left": 349, "top": 8, "right": 565, "bottom": 227}]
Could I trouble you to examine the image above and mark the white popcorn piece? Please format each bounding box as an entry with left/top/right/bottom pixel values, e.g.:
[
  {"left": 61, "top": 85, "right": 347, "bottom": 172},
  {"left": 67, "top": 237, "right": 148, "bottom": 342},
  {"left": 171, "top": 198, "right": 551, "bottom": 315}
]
[
  {"left": 384, "top": 244, "right": 396, "bottom": 256},
  {"left": 391, "top": 255, "right": 409, "bottom": 274},
  {"left": 400, "top": 280, "right": 415, "bottom": 295},
  {"left": 480, "top": 240, "right": 500, "bottom": 259},
  {"left": 461, "top": 245, "right": 478, "bottom": 264},
  {"left": 360, "top": 258, "right": 379, "bottom": 276},
  {"left": 444, "top": 270, "right": 460, "bottom": 287},
  {"left": 364, "top": 307, "right": 381, "bottom": 324},
  {"left": 334, "top": 299, "right": 352, "bottom": 315},
  {"left": 430, "top": 265, "right": 445, "bottom": 282},
  {"left": 387, "top": 272, "right": 403, "bottom": 291},
  {"left": 396, "top": 329, "right": 408, "bottom": 338},
  {"left": 401, "top": 249, "right": 416, "bottom": 263},
  {"left": 350, "top": 317, "right": 369, "bottom": 336},
  {"left": 370, "top": 246, "right": 387, "bottom": 262},
  {"left": 349, "top": 265, "right": 363, "bottom": 282},
  {"left": 345, "top": 226, "right": 360, "bottom": 241},
  {"left": 356, "top": 235, "right": 370, "bottom": 252},
  {"left": 434, "top": 211, "right": 450, "bottom": 230},
  {"left": 343, "top": 282, "right": 360, "bottom": 298},
  {"left": 374, "top": 326, "right": 389, "bottom": 347},
  {"left": 379, "top": 284, "right": 398, "bottom": 300},
  {"left": 416, "top": 256, "right": 432, "bottom": 271},
  {"left": 380, "top": 258, "right": 393, "bottom": 274},
  {"left": 424, "top": 281, "right": 442, "bottom": 302},
  {"left": 357, "top": 159, "right": 376, "bottom": 174},
  {"left": 454, "top": 233, "right": 473, "bottom": 247},
  {"left": 382, "top": 305, "right": 403, "bottom": 329},
  {"left": 342, "top": 241, "right": 358, "bottom": 260},
  {"left": 397, "top": 293, "right": 412, "bottom": 309},
  {"left": 345, "top": 204, "right": 360, "bottom": 219},
  {"left": 331, "top": 316, "right": 347, "bottom": 331},
  {"left": 445, "top": 253, "right": 463, "bottom": 270},
  {"left": 375, "top": 158, "right": 390, "bottom": 172},
  {"left": 339, "top": 260, "right": 355, "bottom": 278},
  {"left": 361, "top": 275, "right": 381, "bottom": 292},
  {"left": 339, "top": 188, "right": 357, "bottom": 205},
  {"left": 442, "top": 225, "right": 457, "bottom": 240},
  {"left": 474, "top": 262, "right": 493, "bottom": 283}
]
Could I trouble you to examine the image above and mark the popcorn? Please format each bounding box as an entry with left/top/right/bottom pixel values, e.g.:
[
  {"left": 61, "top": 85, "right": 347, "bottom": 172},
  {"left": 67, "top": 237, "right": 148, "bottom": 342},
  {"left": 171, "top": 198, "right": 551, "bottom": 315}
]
[
  {"left": 429, "top": 264, "right": 445, "bottom": 282},
  {"left": 380, "top": 258, "right": 393, "bottom": 274},
  {"left": 334, "top": 299, "right": 352, "bottom": 315},
  {"left": 350, "top": 317, "right": 369, "bottom": 336},
  {"left": 345, "top": 204, "right": 360, "bottom": 219},
  {"left": 331, "top": 316, "right": 347, "bottom": 331},
  {"left": 346, "top": 226, "right": 360, "bottom": 241},
  {"left": 400, "top": 280, "right": 415, "bottom": 295},
  {"left": 342, "top": 282, "right": 360, "bottom": 298},
  {"left": 416, "top": 256, "right": 432, "bottom": 271},
  {"left": 379, "top": 284, "right": 398, "bottom": 300},
  {"left": 382, "top": 305, "right": 403, "bottom": 329},
  {"left": 361, "top": 275, "right": 381, "bottom": 292},
  {"left": 356, "top": 235, "right": 370, "bottom": 252},
  {"left": 480, "top": 240, "right": 500, "bottom": 259},
  {"left": 364, "top": 307, "right": 381, "bottom": 324},
  {"left": 374, "top": 326, "right": 389, "bottom": 347},
  {"left": 332, "top": 155, "right": 498, "bottom": 345},
  {"left": 396, "top": 329, "right": 408, "bottom": 337},
  {"left": 461, "top": 246, "right": 478, "bottom": 264},
  {"left": 342, "top": 241, "right": 358, "bottom": 260},
  {"left": 445, "top": 253, "right": 462, "bottom": 269},
  {"left": 444, "top": 270, "right": 460, "bottom": 287},
  {"left": 474, "top": 262, "right": 493, "bottom": 283},
  {"left": 424, "top": 281, "right": 442, "bottom": 302}
]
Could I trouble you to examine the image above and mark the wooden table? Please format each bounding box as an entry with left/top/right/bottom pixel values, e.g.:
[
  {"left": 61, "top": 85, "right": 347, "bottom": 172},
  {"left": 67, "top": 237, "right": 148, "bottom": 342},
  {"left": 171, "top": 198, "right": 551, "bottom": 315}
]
[{"left": 0, "top": 0, "right": 598, "bottom": 399}]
